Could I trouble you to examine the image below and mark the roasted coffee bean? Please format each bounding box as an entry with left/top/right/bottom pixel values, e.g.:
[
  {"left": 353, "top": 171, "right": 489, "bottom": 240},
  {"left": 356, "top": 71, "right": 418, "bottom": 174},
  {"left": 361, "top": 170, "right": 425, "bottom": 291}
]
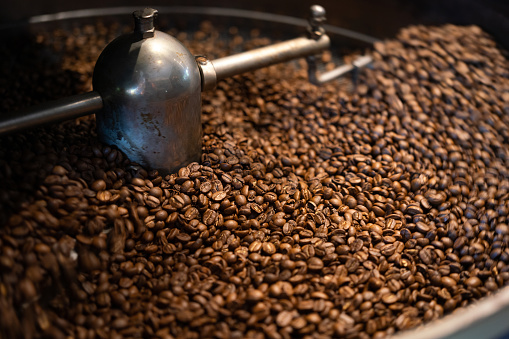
[
  {"left": 249, "top": 240, "right": 262, "bottom": 253},
  {"left": 91, "top": 179, "right": 107, "bottom": 192},
  {"left": 307, "top": 257, "right": 324, "bottom": 271},
  {"left": 276, "top": 310, "right": 294, "bottom": 327},
  {"left": 19, "top": 278, "right": 37, "bottom": 300},
  {"left": 246, "top": 289, "right": 264, "bottom": 302},
  {"left": 465, "top": 276, "right": 482, "bottom": 288},
  {"left": 441, "top": 276, "right": 457, "bottom": 288},
  {"left": 212, "top": 190, "right": 227, "bottom": 202},
  {"left": 381, "top": 293, "right": 398, "bottom": 304},
  {"left": 1, "top": 20, "right": 509, "bottom": 339},
  {"left": 262, "top": 242, "right": 276, "bottom": 255},
  {"left": 428, "top": 192, "right": 447, "bottom": 206}
]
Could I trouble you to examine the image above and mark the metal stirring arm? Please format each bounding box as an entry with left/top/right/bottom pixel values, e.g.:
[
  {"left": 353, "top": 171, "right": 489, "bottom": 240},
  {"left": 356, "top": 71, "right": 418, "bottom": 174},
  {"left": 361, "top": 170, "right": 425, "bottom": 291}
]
[
  {"left": 197, "top": 34, "right": 330, "bottom": 91},
  {"left": 197, "top": 5, "right": 372, "bottom": 91},
  {"left": 0, "top": 39, "right": 330, "bottom": 136},
  {"left": 197, "top": 40, "right": 373, "bottom": 90},
  {"left": 0, "top": 92, "right": 103, "bottom": 135},
  {"left": 0, "top": 5, "right": 369, "bottom": 137},
  {"left": 307, "top": 54, "right": 373, "bottom": 85}
]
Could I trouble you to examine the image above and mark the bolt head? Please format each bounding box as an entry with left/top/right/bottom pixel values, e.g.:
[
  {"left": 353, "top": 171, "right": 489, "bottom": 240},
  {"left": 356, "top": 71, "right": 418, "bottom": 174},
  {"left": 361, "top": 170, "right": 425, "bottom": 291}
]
[
  {"left": 195, "top": 55, "right": 208, "bottom": 65},
  {"left": 133, "top": 8, "right": 158, "bottom": 20},
  {"left": 133, "top": 8, "right": 158, "bottom": 39},
  {"left": 310, "top": 5, "right": 326, "bottom": 20}
]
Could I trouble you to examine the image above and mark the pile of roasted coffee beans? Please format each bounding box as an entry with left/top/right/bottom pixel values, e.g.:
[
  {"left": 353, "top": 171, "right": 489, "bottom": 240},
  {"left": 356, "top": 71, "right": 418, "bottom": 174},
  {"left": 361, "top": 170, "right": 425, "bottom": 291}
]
[{"left": 1, "top": 19, "right": 509, "bottom": 339}]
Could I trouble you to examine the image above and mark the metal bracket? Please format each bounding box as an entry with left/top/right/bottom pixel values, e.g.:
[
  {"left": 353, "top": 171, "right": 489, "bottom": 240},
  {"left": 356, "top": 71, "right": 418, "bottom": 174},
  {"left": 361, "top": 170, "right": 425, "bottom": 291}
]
[
  {"left": 305, "top": 4, "right": 373, "bottom": 85},
  {"left": 307, "top": 54, "right": 373, "bottom": 85},
  {"left": 196, "top": 55, "right": 217, "bottom": 92}
]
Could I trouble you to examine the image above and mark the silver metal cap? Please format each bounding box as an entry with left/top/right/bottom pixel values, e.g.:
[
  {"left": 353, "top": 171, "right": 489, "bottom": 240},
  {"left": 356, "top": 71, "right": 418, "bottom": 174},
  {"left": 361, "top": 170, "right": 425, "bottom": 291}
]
[{"left": 93, "top": 10, "right": 202, "bottom": 174}]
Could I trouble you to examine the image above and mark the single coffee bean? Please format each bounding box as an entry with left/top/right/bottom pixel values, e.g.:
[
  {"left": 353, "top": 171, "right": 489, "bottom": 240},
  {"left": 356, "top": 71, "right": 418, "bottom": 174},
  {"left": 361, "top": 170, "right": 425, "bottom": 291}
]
[
  {"left": 212, "top": 191, "right": 227, "bottom": 202},
  {"left": 246, "top": 289, "right": 264, "bottom": 302},
  {"left": 276, "top": 311, "right": 294, "bottom": 327},
  {"left": 262, "top": 242, "right": 276, "bottom": 255},
  {"left": 464, "top": 276, "right": 482, "bottom": 288},
  {"left": 307, "top": 257, "right": 324, "bottom": 271},
  {"left": 91, "top": 179, "right": 107, "bottom": 192}
]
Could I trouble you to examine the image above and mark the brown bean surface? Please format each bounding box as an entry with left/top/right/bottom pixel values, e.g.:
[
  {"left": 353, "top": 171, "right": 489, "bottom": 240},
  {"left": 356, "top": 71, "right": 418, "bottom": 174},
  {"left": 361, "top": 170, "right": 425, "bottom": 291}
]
[{"left": 0, "top": 20, "right": 509, "bottom": 339}]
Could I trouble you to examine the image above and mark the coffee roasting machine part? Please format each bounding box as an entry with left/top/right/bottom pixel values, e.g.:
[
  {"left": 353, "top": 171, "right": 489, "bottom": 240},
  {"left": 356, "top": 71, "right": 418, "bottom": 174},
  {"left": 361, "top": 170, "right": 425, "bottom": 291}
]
[{"left": 0, "top": 5, "right": 372, "bottom": 174}]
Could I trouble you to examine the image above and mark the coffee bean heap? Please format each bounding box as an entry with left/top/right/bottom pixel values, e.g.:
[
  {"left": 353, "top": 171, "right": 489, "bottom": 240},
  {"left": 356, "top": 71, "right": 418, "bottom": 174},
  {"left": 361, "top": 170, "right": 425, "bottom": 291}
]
[{"left": 1, "top": 20, "right": 509, "bottom": 339}]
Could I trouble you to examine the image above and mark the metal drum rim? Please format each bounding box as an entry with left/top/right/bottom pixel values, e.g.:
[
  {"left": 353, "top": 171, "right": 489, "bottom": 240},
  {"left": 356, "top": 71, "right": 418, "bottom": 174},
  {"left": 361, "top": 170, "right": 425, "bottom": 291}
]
[{"left": 0, "top": 5, "right": 379, "bottom": 45}]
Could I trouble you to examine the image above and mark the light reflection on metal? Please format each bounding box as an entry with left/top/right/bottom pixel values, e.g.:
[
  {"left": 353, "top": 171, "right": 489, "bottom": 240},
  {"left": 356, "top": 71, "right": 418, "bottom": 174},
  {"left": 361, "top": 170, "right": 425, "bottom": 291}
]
[
  {"left": 93, "top": 9, "right": 202, "bottom": 174},
  {"left": 0, "top": 5, "right": 375, "bottom": 175},
  {"left": 126, "top": 74, "right": 146, "bottom": 96}
]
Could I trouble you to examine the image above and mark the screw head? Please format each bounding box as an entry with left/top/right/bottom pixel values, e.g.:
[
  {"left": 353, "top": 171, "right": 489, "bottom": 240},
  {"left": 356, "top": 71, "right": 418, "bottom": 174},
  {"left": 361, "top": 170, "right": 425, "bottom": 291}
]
[
  {"left": 195, "top": 55, "right": 208, "bottom": 65},
  {"left": 310, "top": 5, "right": 326, "bottom": 21}
]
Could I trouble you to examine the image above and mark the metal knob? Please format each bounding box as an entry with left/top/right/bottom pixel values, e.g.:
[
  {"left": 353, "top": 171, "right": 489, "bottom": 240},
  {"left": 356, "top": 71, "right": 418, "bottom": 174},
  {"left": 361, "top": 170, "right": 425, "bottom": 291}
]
[
  {"left": 309, "top": 5, "right": 326, "bottom": 38},
  {"left": 133, "top": 8, "right": 158, "bottom": 39}
]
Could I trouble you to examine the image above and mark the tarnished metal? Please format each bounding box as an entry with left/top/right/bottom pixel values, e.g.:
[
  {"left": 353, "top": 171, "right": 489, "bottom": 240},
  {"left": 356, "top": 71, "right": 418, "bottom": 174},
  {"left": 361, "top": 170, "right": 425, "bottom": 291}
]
[{"left": 93, "top": 9, "right": 202, "bottom": 174}]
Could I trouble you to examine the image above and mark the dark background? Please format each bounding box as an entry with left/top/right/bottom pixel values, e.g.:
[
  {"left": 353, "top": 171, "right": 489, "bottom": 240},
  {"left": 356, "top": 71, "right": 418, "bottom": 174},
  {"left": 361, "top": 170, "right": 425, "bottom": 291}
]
[{"left": 1, "top": 0, "right": 509, "bottom": 47}]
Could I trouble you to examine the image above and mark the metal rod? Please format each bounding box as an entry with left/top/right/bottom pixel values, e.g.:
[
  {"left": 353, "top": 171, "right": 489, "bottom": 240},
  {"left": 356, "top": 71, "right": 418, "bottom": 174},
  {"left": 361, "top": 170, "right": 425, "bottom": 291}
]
[
  {"left": 0, "top": 91, "right": 103, "bottom": 135},
  {"left": 307, "top": 54, "right": 373, "bottom": 85},
  {"left": 318, "top": 63, "right": 355, "bottom": 83},
  {"left": 319, "top": 55, "right": 373, "bottom": 83},
  {"left": 211, "top": 35, "right": 330, "bottom": 81}
]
